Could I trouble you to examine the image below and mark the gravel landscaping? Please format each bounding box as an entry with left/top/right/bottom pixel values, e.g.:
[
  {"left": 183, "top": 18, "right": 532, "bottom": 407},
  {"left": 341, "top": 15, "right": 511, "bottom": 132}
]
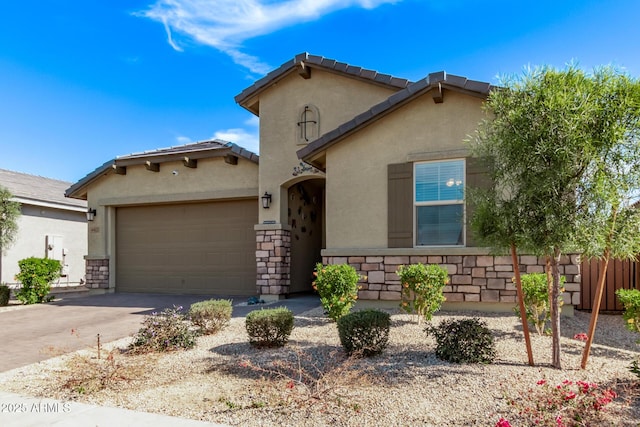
[{"left": 0, "top": 306, "right": 638, "bottom": 426}]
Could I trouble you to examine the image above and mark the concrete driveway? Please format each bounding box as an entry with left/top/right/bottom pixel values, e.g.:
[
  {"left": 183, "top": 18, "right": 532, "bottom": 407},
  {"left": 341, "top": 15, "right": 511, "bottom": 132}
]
[{"left": 0, "top": 292, "right": 320, "bottom": 372}]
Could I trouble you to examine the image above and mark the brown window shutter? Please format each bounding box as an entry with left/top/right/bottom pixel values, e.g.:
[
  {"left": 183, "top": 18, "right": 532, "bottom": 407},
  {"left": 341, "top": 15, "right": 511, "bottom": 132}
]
[{"left": 388, "top": 163, "right": 413, "bottom": 248}]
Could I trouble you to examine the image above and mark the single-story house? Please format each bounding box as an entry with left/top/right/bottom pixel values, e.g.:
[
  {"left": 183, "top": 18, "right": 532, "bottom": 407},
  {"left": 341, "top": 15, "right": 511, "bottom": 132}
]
[
  {"left": 0, "top": 169, "right": 87, "bottom": 288},
  {"left": 66, "top": 53, "right": 581, "bottom": 308}
]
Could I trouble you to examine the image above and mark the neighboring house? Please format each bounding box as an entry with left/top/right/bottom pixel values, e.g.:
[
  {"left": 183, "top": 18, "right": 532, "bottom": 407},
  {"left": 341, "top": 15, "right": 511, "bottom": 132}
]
[
  {"left": 0, "top": 169, "right": 87, "bottom": 288},
  {"left": 66, "top": 53, "right": 581, "bottom": 308}
]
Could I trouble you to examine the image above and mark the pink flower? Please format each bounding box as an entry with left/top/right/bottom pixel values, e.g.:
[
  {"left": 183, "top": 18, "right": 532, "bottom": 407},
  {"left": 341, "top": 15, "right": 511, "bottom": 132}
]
[
  {"left": 564, "top": 391, "right": 577, "bottom": 400},
  {"left": 573, "top": 333, "right": 588, "bottom": 342},
  {"left": 536, "top": 379, "right": 547, "bottom": 385},
  {"left": 495, "top": 418, "right": 512, "bottom": 427}
]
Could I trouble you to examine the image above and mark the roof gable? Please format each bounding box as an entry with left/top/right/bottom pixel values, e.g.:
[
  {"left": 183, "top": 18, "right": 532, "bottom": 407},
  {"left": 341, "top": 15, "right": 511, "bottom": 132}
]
[
  {"left": 235, "top": 53, "right": 413, "bottom": 115},
  {"left": 297, "top": 71, "right": 495, "bottom": 168},
  {"left": 65, "top": 140, "right": 259, "bottom": 200}
]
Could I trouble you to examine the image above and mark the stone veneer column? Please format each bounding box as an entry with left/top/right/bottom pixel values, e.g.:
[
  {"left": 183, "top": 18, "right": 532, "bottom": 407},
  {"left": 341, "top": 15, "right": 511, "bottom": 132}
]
[
  {"left": 85, "top": 257, "right": 109, "bottom": 289},
  {"left": 255, "top": 227, "right": 291, "bottom": 298}
]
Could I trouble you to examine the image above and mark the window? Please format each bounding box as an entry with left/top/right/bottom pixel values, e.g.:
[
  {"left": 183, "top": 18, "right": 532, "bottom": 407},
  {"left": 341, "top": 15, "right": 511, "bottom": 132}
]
[{"left": 414, "top": 160, "right": 465, "bottom": 246}]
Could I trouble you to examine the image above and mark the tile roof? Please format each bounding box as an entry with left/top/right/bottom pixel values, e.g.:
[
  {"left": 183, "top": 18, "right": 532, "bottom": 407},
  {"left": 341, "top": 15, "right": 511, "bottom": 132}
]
[
  {"left": 235, "top": 52, "right": 413, "bottom": 111},
  {"left": 297, "top": 71, "right": 495, "bottom": 166},
  {"left": 115, "top": 139, "right": 258, "bottom": 163},
  {"left": 0, "top": 169, "right": 87, "bottom": 209},
  {"left": 65, "top": 139, "right": 259, "bottom": 199}
]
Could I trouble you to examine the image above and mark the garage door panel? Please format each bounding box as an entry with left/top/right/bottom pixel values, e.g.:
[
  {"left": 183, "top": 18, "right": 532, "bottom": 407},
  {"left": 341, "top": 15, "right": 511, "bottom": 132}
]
[{"left": 116, "top": 200, "right": 257, "bottom": 295}]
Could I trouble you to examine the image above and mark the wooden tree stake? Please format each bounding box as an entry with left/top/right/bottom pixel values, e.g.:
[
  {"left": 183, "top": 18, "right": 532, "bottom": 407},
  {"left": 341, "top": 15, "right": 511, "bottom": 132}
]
[{"left": 511, "top": 243, "right": 535, "bottom": 366}]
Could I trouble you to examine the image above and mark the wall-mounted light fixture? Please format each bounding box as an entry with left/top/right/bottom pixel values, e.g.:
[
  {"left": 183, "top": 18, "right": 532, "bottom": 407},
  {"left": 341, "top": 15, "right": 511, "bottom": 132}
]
[
  {"left": 86, "top": 208, "right": 97, "bottom": 221},
  {"left": 261, "top": 192, "right": 272, "bottom": 209}
]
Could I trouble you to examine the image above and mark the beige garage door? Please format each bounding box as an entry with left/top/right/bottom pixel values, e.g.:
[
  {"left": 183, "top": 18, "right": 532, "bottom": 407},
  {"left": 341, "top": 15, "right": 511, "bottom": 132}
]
[{"left": 116, "top": 200, "right": 257, "bottom": 295}]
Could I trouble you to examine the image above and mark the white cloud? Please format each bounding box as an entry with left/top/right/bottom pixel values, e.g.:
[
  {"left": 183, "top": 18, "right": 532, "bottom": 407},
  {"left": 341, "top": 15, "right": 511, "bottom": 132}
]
[
  {"left": 213, "top": 127, "right": 259, "bottom": 153},
  {"left": 176, "top": 135, "right": 192, "bottom": 144},
  {"left": 137, "top": 0, "right": 399, "bottom": 74}
]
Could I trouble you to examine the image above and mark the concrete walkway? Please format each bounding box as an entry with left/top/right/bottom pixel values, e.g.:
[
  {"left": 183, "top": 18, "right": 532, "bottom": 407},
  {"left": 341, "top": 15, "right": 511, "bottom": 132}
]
[{"left": 0, "top": 292, "right": 320, "bottom": 427}]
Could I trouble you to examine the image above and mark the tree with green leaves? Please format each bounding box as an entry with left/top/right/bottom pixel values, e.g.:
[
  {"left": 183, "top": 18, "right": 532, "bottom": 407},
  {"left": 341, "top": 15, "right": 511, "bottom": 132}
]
[
  {"left": 469, "top": 65, "right": 640, "bottom": 369},
  {"left": 0, "top": 186, "right": 21, "bottom": 282}
]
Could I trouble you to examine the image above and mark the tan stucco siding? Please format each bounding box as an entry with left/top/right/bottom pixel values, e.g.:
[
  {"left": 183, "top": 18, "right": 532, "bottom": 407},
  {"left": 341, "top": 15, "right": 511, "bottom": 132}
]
[
  {"left": 85, "top": 157, "right": 258, "bottom": 258},
  {"left": 257, "top": 69, "right": 397, "bottom": 224},
  {"left": 325, "top": 90, "right": 485, "bottom": 249}
]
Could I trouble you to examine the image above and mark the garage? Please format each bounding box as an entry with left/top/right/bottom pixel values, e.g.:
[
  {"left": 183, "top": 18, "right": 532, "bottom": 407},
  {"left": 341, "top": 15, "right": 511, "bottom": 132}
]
[{"left": 116, "top": 199, "right": 257, "bottom": 295}]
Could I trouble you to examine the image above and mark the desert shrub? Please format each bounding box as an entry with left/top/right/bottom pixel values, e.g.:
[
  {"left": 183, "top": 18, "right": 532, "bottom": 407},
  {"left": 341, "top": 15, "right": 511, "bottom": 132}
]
[
  {"left": 425, "top": 317, "right": 495, "bottom": 363},
  {"left": 313, "top": 263, "right": 363, "bottom": 321},
  {"left": 15, "top": 257, "right": 61, "bottom": 304},
  {"left": 396, "top": 263, "right": 448, "bottom": 323},
  {"left": 616, "top": 288, "right": 640, "bottom": 335},
  {"left": 337, "top": 309, "right": 390, "bottom": 357},
  {"left": 0, "top": 284, "right": 9, "bottom": 306},
  {"left": 189, "top": 299, "right": 232, "bottom": 335},
  {"left": 128, "top": 306, "right": 196, "bottom": 353},
  {"left": 513, "top": 273, "right": 565, "bottom": 335},
  {"left": 246, "top": 307, "right": 294, "bottom": 348}
]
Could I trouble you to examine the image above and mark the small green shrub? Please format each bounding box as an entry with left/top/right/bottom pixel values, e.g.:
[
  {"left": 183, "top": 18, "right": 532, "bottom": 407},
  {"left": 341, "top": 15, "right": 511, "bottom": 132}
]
[
  {"left": 189, "top": 299, "right": 232, "bottom": 335},
  {"left": 616, "top": 288, "right": 640, "bottom": 334},
  {"left": 313, "top": 263, "right": 363, "bottom": 321},
  {"left": 128, "top": 306, "right": 196, "bottom": 353},
  {"left": 425, "top": 318, "right": 496, "bottom": 364},
  {"left": 396, "top": 263, "right": 448, "bottom": 323},
  {"left": 0, "top": 284, "right": 10, "bottom": 306},
  {"left": 246, "top": 307, "right": 294, "bottom": 348},
  {"left": 337, "top": 309, "right": 390, "bottom": 357},
  {"left": 15, "top": 257, "right": 61, "bottom": 304},
  {"left": 513, "top": 273, "right": 565, "bottom": 335}
]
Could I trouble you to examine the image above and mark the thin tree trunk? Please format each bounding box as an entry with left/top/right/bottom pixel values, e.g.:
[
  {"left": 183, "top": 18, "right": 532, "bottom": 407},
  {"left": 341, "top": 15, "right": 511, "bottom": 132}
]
[
  {"left": 511, "top": 243, "right": 534, "bottom": 366},
  {"left": 550, "top": 248, "right": 562, "bottom": 369},
  {"left": 581, "top": 250, "right": 611, "bottom": 369}
]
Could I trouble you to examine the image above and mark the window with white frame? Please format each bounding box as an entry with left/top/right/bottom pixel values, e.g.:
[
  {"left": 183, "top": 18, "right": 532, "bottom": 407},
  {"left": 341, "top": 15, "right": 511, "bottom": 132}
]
[{"left": 414, "top": 159, "right": 465, "bottom": 246}]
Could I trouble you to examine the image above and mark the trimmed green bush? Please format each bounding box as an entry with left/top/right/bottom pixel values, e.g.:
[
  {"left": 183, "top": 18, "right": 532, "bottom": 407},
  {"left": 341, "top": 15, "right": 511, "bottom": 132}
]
[
  {"left": 514, "top": 273, "right": 565, "bottom": 335},
  {"left": 129, "top": 306, "right": 196, "bottom": 353},
  {"left": 246, "top": 307, "right": 294, "bottom": 348},
  {"left": 15, "top": 257, "right": 61, "bottom": 304},
  {"left": 0, "top": 284, "right": 10, "bottom": 306},
  {"left": 189, "top": 299, "right": 233, "bottom": 335},
  {"left": 396, "top": 263, "right": 448, "bottom": 323},
  {"left": 425, "top": 318, "right": 496, "bottom": 364},
  {"left": 337, "top": 309, "right": 391, "bottom": 357},
  {"left": 313, "top": 263, "right": 363, "bottom": 321},
  {"left": 616, "top": 288, "right": 640, "bottom": 334}
]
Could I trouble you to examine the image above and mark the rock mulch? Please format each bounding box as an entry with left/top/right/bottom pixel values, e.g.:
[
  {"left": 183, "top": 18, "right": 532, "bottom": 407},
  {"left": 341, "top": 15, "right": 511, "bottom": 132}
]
[{"left": 0, "top": 307, "right": 638, "bottom": 426}]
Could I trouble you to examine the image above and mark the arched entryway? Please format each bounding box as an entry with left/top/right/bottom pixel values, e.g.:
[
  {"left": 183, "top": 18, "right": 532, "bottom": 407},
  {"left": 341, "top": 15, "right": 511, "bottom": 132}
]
[{"left": 287, "top": 178, "right": 325, "bottom": 293}]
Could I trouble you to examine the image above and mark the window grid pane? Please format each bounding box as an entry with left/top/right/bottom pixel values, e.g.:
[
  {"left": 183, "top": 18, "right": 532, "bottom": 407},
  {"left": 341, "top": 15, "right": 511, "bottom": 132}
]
[{"left": 415, "top": 160, "right": 464, "bottom": 203}]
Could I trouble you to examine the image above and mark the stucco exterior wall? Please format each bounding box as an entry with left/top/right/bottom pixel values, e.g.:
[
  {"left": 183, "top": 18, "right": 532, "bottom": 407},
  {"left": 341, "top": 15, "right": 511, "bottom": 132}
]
[
  {"left": 85, "top": 157, "right": 259, "bottom": 259},
  {"left": 324, "top": 90, "right": 485, "bottom": 249},
  {"left": 1, "top": 205, "right": 87, "bottom": 287},
  {"left": 257, "top": 69, "right": 398, "bottom": 225}
]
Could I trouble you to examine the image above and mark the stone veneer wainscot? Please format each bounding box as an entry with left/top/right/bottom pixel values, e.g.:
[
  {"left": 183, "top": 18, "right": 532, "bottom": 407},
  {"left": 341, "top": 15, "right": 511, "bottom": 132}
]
[{"left": 322, "top": 250, "right": 581, "bottom": 305}]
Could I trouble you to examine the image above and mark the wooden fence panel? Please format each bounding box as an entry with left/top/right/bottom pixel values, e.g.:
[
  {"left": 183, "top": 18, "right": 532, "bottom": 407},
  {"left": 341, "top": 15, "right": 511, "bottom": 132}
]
[{"left": 579, "top": 258, "right": 636, "bottom": 312}]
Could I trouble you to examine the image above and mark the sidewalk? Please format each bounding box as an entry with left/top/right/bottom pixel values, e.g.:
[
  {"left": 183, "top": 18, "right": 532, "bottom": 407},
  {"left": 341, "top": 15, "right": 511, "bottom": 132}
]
[{"left": 0, "top": 391, "right": 226, "bottom": 427}]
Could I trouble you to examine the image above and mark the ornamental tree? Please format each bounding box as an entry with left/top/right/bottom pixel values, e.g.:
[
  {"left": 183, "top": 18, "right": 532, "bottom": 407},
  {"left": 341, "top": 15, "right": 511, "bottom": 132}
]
[
  {"left": 0, "top": 186, "right": 21, "bottom": 281},
  {"left": 469, "top": 65, "right": 640, "bottom": 369}
]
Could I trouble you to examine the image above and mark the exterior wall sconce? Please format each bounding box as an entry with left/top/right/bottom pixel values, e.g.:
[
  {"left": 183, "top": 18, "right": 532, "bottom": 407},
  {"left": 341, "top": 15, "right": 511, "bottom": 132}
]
[
  {"left": 261, "top": 192, "right": 272, "bottom": 209},
  {"left": 86, "top": 208, "right": 97, "bottom": 221}
]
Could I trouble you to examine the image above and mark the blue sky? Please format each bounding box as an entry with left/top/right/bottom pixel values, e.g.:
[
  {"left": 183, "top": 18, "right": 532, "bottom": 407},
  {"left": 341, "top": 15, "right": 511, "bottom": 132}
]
[{"left": 1, "top": 0, "right": 639, "bottom": 183}]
